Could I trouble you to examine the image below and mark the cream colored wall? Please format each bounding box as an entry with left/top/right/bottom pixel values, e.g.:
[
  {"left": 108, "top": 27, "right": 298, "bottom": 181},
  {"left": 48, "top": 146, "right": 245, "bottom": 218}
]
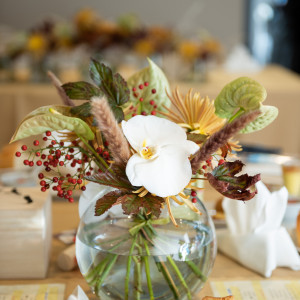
[{"left": 0, "top": 0, "right": 246, "bottom": 52}]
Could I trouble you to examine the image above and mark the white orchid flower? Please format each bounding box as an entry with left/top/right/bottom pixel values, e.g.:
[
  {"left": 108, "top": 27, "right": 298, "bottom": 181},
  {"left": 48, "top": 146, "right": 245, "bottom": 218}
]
[{"left": 121, "top": 115, "right": 199, "bottom": 197}]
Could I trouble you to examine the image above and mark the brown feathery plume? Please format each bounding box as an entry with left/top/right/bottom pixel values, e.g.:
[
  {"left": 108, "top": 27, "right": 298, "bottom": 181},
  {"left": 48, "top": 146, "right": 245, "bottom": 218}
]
[
  {"left": 91, "top": 97, "right": 131, "bottom": 165},
  {"left": 47, "top": 71, "right": 75, "bottom": 107},
  {"left": 191, "top": 110, "right": 260, "bottom": 173}
]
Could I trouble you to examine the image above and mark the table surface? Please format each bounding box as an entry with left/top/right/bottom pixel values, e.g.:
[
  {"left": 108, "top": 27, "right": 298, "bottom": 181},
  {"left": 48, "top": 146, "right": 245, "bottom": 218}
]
[{"left": 0, "top": 186, "right": 299, "bottom": 299}]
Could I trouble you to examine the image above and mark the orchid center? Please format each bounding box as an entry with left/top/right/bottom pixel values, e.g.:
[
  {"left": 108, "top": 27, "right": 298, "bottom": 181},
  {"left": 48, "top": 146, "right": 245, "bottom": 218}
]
[{"left": 139, "top": 139, "right": 157, "bottom": 160}]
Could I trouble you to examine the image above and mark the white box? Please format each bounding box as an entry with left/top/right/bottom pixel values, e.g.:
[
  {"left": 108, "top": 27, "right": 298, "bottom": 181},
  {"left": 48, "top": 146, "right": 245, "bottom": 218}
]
[{"left": 0, "top": 187, "right": 52, "bottom": 278}]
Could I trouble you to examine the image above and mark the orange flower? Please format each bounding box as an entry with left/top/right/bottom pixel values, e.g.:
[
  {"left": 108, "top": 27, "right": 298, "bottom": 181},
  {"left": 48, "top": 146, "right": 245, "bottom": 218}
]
[{"left": 161, "top": 87, "right": 226, "bottom": 136}]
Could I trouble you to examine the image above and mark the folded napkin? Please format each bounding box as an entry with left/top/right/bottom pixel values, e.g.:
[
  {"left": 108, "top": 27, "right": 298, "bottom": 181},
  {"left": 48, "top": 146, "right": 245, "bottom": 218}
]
[
  {"left": 217, "top": 181, "right": 300, "bottom": 277},
  {"left": 224, "top": 44, "right": 262, "bottom": 73},
  {"left": 67, "top": 286, "right": 88, "bottom": 300}
]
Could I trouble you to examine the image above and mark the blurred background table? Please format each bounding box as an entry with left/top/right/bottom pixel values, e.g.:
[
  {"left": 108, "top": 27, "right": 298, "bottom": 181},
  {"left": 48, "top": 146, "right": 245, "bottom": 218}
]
[
  {"left": 0, "top": 186, "right": 299, "bottom": 299},
  {"left": 1, "top": 64, "right": 300, "bottom": 155}
]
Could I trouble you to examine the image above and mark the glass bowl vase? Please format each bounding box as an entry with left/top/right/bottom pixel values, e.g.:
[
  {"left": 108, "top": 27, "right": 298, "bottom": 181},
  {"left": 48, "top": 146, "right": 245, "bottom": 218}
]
[{"left": 76, "top": 188, "right": 217, "bottom": 300}]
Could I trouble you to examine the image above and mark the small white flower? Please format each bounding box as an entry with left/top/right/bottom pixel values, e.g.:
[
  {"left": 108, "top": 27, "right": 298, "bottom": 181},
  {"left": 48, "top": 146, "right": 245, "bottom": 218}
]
[{"left": 121, "top": 115, "right": 199, "bottom": 197}]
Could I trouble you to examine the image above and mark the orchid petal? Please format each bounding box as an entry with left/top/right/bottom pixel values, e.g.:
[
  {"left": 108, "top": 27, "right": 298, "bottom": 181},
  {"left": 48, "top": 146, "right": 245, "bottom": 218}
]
[
  {"left": 126, "top": 145, "right": 192, "bottom": 197},
  {"left": 122, "top": 115, "right": 188, "bottom": 151}
]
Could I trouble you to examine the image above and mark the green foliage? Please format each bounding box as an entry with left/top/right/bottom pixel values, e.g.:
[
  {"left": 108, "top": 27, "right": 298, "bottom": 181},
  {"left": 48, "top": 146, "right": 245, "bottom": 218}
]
[
  {"left": 70, "top": 102, "right": 92, "bottom": 118},
  {"left": 127, "top": 58, "right": 170, "bottom": 115},
  {"left": 120, "top": 193, "right": 164, "bottom": 218},
  {"left": 186, "top": 133, "right": 207, "bottom": 144},
  {"left": 240, "top": 105, "right": 278, "bottom": 133},
  {"left": 90, "top": 59, "right": 130, "bottom": 122},
  {"left": 207, "top": 160, "right": 261, "bottom": 201},
  {"left": 62, "top": 81, "right": 102, "bottom": 100},
  {"left": 10, "top": 106, "right": 94, "bottom": 142},
  {"left": 214, "top": 77, "right": 267, "bottom": 120},
  {"left": 60, "top": 59, "right": 130, "bottom": 122}
]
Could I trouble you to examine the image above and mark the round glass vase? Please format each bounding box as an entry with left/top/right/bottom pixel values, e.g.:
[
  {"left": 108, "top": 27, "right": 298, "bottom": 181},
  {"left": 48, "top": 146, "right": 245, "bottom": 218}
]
[{"left": 76, "top": 189, "right": 217, "bottom": 300}]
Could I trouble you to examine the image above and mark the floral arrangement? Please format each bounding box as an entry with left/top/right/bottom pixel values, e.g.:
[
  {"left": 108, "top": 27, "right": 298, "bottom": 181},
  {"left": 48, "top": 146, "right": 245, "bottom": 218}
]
[
  {"left": 11, "top": 58, "right": 278, "bottom": 299},
  {"left": 1, "top": 9, "right": 221, "bottom": 83}
]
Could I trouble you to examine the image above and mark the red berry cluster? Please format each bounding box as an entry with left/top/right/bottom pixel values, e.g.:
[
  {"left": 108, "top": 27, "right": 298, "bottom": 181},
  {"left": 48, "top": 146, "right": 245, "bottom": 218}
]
[
  {"left": 196, "top": 156, "right": 227, "bottom": 178},
  {"left": 15, "top": 131, "right": 108, "bottom": 202},
  {"left": 191, "top": 190, "right": 197, "bottom": 203},
  {"left": 130, "top": 81, "right": 157, "bottom": 117}
]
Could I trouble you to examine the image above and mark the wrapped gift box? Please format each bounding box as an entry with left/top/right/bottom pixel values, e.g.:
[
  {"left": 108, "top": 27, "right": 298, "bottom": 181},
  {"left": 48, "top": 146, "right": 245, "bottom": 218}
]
[{"left": 0, "top": 186, "right": 52, "bottom": 278}]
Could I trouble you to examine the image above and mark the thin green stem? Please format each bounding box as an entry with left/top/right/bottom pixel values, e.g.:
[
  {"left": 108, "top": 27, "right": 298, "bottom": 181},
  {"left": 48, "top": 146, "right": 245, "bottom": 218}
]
[
  {"left": 153, "top": 227, "right": 207, "bottom": 288},
  {"left": 143, "top": 240, "right": 154, "bottom": 300},
  {"left": 132, "top": 256, "right": 142, "bottom": 300},
  {"left": 167, "top": 256, "right": 192, "bottom": 300},
  {"left": 108, "top": 236, "right": 130, "bottom": 251},
  {"left": 228, "top": 108, "right": 245, "bottom": 123},
  {"left": 85, "top": 256, "right": 109, "bottom": 283},
  {"left": 185, "top": 260, "right": 207, "bottom": 282},
  {"left": 125, "top": 235, "right": 137, "bottom": 300},
  {"left": 155, "top": 258, "right": 180, "bottom": 300},
  {"left": 95, "top": 254, "right": 118, "bottom": 295},
  {"left": 77, "top": 134, "right": 112, "bottom": 173}
]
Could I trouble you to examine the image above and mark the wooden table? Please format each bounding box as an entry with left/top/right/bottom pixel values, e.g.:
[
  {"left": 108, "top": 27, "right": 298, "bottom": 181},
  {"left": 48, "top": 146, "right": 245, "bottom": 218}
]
[{"left": 0, "top": 187, "right": 299, "bottom": 299}]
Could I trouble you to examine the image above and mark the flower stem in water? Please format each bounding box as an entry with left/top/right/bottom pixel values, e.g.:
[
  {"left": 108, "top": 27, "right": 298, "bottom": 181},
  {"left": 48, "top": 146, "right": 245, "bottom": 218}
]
[
  {"left": 143, "top": 240, "right": 154, "bottom": 300},
  {"left": 125, "top": 235, "right": 138, "bottom": 300},
  {"left": 95, "top": 254, "right": 118, "bottom": 295},
  {"left": 133, "top": 256, "right": 142, "bottom": 300},
  {"left": 185, "top": 260, "right": 207, "bottom": 282},
  {"left": 167, "top": 256, "right": 192, "bottom": 300}
]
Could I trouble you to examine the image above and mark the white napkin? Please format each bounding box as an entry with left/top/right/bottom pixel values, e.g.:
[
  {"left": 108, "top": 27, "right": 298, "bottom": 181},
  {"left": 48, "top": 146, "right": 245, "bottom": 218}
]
[
  {"left": 217, "top": 181, "right": 300, "bottom": 277},
  {"left": 67, "top": 285, "right": 88, "bottom": 300},
  {"left": 224, "top": 44, "right": 262, "bottom": 73}
]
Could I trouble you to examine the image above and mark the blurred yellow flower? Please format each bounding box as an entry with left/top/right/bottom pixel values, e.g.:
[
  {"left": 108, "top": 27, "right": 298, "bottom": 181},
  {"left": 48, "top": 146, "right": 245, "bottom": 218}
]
[
  {"left": 134, "top": 39, "right": 155, "bottom": 56},
  {"left": 27, "top": 34, "right": 47, "bottom": 55},
  {"left": 74, "top": 8, "right": 98, "bottom": 31},
  {"left": 178, "top": 41, "right": 200, "bottom": 62}
]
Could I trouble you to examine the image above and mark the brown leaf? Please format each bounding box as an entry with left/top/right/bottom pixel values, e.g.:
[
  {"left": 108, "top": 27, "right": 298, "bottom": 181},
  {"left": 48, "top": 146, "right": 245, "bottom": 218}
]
[
  {"left": 207, "top": 160, "right": 261, "bottom": 201},
  {"left": 95, "top": 190, "right": 125, "bottom": 216},
  {"left": 86, "top": 166, "right": 132, "bottom": 191},
  {"left": 119, "top": 193, "right": 164, "bottom": 218}
]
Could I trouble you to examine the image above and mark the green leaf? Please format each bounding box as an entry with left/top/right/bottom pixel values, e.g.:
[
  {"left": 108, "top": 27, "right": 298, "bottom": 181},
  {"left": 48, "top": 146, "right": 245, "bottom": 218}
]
[
  {"left": 126, "top": 58, "right": 171, "bottom": 114},
  {"left": 120, "top": 193, "right": 164, "bottom": 217},
  {"left": 95, "top": 190, "right": 125, "bottom": 216},
  {"left": 23, "top": 105, "right": 72, "bottom": 119},
  {"left": 214, "top": 77, "right": 267, "bottom": 119},
  {"left": 207, "top": 160, "right": 261, "bottom": 201},
  {"left": 240, "top": 105, "right": 278, "bottom": 133},
  {"left": 89, "top": 59, "right": 130, "bottom": 121},
  {"left": 62, "top": 81, "right": 102, "bottom": 100},
  {"left": 70, "top": 102, "right": 92, "bottom": 118},
  {"left": 187, "top": 133, "right": 207, "bottom": 144},
  {"left": 10, "top": 110, "right": 94, "bottom": 142}
]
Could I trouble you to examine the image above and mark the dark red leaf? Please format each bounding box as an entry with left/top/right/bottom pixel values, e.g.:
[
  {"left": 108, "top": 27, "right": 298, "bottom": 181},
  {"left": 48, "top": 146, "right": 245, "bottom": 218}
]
[
  {"left": 95, "top": 190, "right": 125, "bottom": 216},
  {"left": 119, "top": 194, "right": 164, "bottom": 218},
  {"left": 86, "top": 166, "right": 132, "bottom": 191},
  {"left": 207, "top": 160, "right": 261, "bottom": 201}
]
